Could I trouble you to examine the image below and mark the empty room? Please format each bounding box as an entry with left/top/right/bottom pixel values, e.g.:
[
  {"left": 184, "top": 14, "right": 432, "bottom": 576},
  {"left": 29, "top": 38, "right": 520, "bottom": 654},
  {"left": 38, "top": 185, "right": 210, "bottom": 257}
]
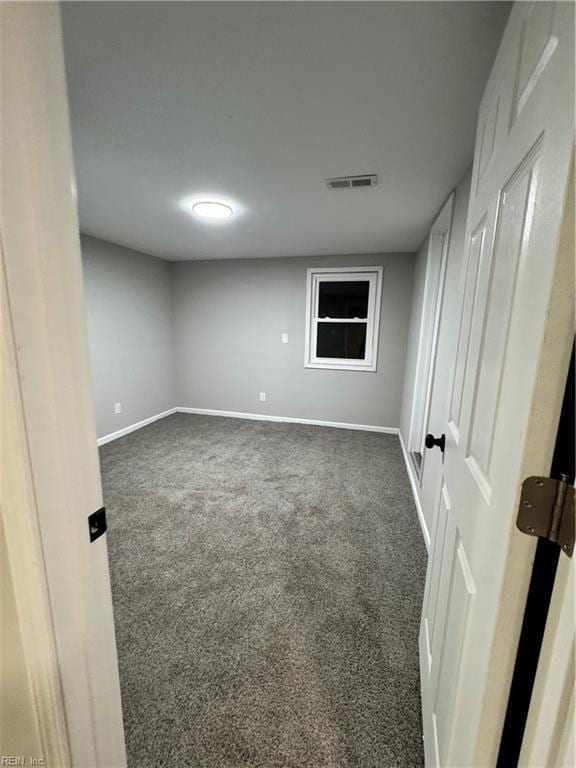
[{"left": 2, "top": 2, "right": 574, "bottom": 768}]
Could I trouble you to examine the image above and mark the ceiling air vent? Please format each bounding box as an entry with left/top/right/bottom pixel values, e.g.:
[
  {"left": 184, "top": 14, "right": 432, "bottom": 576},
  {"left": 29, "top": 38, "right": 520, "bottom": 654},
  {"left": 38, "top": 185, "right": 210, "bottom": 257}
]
[{"left": 326, "top": 174, "right": 378, "bottom": 190}]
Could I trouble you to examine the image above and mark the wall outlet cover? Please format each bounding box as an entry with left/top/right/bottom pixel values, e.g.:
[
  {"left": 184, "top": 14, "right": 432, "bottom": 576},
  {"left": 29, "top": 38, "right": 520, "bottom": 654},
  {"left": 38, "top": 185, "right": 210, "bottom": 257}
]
[
  {"left": 281, "top": 333, "right": 289, "bottom": 344},
  {"left": 114, "top": 402, "right": 122, "bottom": 414},
  {"left": 259, "top": 392, "right": 266, "bottom": 402}
]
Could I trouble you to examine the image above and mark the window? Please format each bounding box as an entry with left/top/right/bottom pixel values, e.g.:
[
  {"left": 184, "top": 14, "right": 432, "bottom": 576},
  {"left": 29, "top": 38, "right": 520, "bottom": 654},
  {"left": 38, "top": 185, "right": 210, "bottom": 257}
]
[{"left": 304, "top": 266, "right": 383, "bottom": 371}]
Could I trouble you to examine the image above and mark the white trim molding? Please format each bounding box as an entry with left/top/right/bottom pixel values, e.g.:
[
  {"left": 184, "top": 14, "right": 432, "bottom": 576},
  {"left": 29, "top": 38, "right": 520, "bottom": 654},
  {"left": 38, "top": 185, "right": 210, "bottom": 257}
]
[
  {"left": 97, "top": 408, "right": 177, "bottom": 446},
  {"left": 97, "top": 406, "right": 430, "bottom": 554},
  {"left": 398, "top": 430, "right": 430, "bottom": 550},
  {"left": 304, "top": 266, "right": 383, "bottom": 372},
  {"left": 96, "top": 406, "right": 398, "bottom": 446},
  {"left": 176, "top": 407, "right": 398, "bottom": 434},
  {"left": 2, "top": 236, "right": 71, "bottom": 767},
  {"left": 406, "top": 193, "right": 454, "bottom": 455}
]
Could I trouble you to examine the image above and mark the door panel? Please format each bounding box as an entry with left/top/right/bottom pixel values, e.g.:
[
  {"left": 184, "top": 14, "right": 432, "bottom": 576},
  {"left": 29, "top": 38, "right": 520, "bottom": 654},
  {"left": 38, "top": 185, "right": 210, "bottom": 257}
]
[
  {"left": 434, "top": 531, "right": 475, "bottom": 766},
  {"left": 448, "top": 215, "right": 489, "bottom": 445},
  {"left": 421, "top": 481, "right": 478, "bottom": 767},
  {"left": 477, "top": 96, "right": 500, "bottom": 188},
  {"left": 512, "top": 2, "right": 557, "bottom": 121},
  {"left": 419, "top": 2, "right": 574, "bottom": 765},
  {"left": 465, "top": 145, "right": 542, "bottom": 488},
  {"left": 422, "top": 483, "right": 451, "bottom": 673}
]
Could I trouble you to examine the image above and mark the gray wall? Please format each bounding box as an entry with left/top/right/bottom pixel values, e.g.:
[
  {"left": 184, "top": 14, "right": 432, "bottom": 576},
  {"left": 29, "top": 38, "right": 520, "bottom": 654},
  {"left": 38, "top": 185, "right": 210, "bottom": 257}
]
[
  {"left": 81, "top": 235, "right": 174, "bottom": 438},
  {"left": 399, "top": 168, "right": 472, "bottom": 445},
  {"left": 172, "top": 253, "right": 415, "bottom": 428}
]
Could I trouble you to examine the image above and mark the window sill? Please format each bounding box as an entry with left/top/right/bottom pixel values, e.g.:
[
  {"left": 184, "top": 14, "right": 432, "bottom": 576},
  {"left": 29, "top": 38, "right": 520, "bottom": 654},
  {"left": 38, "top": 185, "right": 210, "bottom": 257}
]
[{"left": 304, "top": 362, "right": 377, "bottom": 372}]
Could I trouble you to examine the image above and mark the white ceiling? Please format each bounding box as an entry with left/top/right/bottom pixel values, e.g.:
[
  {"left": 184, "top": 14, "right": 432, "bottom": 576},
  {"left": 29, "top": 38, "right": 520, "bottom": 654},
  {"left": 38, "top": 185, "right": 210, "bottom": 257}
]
[{"left": 62, "top": 2, "right": 510, "bottom": 261}]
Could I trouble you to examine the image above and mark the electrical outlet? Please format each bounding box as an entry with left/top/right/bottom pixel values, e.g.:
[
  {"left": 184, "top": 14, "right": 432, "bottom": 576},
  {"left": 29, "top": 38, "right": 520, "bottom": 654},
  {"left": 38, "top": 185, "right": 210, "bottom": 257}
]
[
  {"left": 259, "top": 392, "right": 266, "bottom": 402},
  {"left": 281, "top": 333, "right": 289, "bottom": 344},
  {"left": 114, "top": 402, "right": 122, "bottom": 415}
]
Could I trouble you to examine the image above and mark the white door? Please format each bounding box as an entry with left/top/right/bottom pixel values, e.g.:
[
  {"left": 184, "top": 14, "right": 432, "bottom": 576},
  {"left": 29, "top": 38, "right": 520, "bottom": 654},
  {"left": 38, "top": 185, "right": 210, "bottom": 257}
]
[
  {"left": 417, "top": 172, "right": 472, "bottom": 550},
  {"left": 408, "top": 194, "right": 454, "bottom": 491},
  {"left": 1, "top": 4, "right": 126, "bottom": 766},
  {"left": 419, "top": 2, "right": 575, "bottom": 766}
]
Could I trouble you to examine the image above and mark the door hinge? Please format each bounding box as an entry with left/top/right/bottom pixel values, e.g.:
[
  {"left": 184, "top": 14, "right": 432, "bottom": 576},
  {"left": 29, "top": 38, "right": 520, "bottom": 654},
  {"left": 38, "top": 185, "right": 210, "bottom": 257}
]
[{"left": 517, "top": 476, "right": 574, "bottom": 557}]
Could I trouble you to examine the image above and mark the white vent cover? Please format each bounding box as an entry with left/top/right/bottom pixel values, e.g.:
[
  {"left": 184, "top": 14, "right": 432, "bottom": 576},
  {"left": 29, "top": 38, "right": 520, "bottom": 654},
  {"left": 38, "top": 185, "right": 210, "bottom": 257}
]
[{"left": 326, "top": 174, "right": 378, "bottom": 190}]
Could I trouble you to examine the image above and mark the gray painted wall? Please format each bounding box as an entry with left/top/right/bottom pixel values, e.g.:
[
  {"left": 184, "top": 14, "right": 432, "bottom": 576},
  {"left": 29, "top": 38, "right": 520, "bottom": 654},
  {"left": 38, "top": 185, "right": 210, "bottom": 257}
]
[
  {"left": 81, "top": 235, "right": 174, "bottom": 438},
  {"left": 399, "top": 168, "right": 472, "bottom": 445},
  {"left": 172, "top": 253, "right": 415, "bottom": 428}
]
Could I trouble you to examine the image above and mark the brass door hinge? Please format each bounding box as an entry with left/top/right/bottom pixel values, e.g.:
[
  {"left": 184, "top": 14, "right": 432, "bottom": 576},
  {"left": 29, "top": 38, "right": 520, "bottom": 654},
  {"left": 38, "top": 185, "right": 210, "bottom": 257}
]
[{"left": 517, "top": 476, "right": 574, "bottom": 557}]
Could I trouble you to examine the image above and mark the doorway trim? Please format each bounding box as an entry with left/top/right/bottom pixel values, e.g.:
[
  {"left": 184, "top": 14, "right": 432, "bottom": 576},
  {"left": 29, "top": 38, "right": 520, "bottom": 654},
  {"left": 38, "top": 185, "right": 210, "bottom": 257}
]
[
  {"left": 407, "top": 194, "right": 454, "bottom": 479},
  {"left": 1, "top": 235, "right": 71, "bottom": 766},
  {"left": 1, "top": 4, "right": 126, "bottom": 765}
]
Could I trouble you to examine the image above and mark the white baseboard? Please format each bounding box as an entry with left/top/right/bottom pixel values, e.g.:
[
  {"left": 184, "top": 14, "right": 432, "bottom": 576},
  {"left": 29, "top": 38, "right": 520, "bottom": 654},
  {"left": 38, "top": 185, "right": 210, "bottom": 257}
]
[
  {"left": 97, "top": 406, "right": 428, "bottom": 549},
  {"left": 98, "top": 408, "right": 428, "bottom": 548},
  {"left": 398, "top": 431, "right": 430, "bottom": 551},
  {"left": 176, "top": 407, "right": 399, "bottom": 435},
  {"left": 97, "top": 408, "right": 177, "bottom": 446}
]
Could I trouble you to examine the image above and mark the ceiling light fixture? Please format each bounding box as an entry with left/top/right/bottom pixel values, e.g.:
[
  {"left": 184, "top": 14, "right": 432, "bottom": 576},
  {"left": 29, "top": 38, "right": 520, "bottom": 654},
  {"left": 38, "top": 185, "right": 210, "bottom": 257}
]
[{"left": 191, "top": 200, "right": 233, "bottom": 219}]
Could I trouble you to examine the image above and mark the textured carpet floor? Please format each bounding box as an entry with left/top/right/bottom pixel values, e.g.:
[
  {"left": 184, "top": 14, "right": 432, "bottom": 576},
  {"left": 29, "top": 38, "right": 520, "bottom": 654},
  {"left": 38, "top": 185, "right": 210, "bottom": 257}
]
[{"left": 100, "top": 413, "right": 427, "bottom": 768}]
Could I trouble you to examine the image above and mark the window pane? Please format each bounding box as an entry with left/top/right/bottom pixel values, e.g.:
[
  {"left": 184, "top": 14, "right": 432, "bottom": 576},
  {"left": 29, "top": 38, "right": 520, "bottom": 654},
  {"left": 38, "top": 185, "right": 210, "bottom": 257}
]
[
  {"left": 318, "top": 281, "right": 369, "bottom": 319},
  {"left": 316, "top": 322, "right": 367, "bottom": 359}
]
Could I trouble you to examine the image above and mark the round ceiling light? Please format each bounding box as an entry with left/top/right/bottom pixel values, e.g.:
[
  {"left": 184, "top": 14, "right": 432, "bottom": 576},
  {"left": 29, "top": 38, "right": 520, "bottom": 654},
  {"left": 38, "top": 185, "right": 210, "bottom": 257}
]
[{"left": 192, "top": 201, "right": 233, "bottom": 219}]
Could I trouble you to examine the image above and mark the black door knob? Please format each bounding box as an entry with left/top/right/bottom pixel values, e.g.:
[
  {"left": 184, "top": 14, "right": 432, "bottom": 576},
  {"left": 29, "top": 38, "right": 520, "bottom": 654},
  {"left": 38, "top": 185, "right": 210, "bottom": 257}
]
[{"left": 425, "top": 433, "right": 446, "bottom": 453}]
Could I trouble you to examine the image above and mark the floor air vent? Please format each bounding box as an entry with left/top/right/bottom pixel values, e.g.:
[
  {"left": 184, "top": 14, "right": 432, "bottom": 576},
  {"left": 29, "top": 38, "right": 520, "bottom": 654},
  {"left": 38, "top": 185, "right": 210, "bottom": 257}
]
[{"left": 326, "top": 174, "right": 377, "bottom": 190}]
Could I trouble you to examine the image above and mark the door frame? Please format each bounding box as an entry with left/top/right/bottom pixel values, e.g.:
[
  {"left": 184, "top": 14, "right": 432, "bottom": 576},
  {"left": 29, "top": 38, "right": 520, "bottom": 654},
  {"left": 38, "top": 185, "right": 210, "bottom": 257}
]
[
  {"left": 407, "top": 194, "right": 454, "bottom": 475},
  {"left": 498, "top": 341, "right": 574, "bottom": 767},
  {"left": 1, "top": 4, "right": 126, "bottom": 765},
  {"left": 1, "top": 236, "right": 71, "bottom": 765}
]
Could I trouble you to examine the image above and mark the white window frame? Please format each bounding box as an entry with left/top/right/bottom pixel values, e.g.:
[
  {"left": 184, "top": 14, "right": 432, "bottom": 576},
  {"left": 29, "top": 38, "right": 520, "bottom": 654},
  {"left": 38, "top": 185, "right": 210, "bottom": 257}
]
[{"left": 304, "top": 266, "right": 383, "bottom": 372}]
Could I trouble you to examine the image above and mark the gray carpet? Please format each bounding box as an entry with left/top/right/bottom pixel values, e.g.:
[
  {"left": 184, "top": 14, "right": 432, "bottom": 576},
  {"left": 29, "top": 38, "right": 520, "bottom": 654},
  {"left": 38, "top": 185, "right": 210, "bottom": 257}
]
[{"left": 100, "top": 413, "right": 427, "bottom": 768}]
